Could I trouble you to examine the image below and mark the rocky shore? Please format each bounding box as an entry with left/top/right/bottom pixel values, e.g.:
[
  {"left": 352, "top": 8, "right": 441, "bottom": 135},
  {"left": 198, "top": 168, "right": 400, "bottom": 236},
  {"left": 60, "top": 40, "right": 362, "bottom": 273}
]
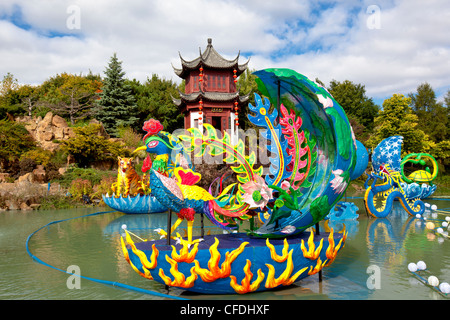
[{"left": 0, "top": 173, "right": 65, "bottom": 211}]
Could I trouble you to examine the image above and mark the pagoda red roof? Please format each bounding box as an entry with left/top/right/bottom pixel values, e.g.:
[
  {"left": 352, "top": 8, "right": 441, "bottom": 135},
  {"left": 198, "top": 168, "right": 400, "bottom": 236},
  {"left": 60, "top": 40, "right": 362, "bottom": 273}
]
[{"left": 172, "top": 38, "right": 249, "bottom": 79}]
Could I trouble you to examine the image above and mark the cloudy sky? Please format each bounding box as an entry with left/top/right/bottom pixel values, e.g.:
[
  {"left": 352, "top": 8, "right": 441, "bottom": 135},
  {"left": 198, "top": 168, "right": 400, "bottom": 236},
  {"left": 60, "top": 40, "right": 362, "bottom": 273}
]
[{"left": 1, "top": 0, "right": 449, "bottom": 106}]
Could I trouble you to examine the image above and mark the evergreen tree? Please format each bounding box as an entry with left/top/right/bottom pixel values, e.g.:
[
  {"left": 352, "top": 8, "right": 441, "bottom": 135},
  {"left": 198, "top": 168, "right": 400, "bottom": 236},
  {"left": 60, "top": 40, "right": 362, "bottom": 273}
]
[
  {"left": 237, "top": 68, "right": 259, "bottom": 130},
  {"left": 96, "top": 53, "right": 138, "bottom": 137},
  {"left": 130, "top": 74, "right": 184, "bottom": 133}
]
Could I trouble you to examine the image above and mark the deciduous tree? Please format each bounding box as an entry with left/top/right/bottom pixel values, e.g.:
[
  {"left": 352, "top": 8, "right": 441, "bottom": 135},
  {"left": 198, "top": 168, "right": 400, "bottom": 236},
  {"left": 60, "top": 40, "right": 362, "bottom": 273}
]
[
  {"left": 40, "top": 73, "right": 102, "bottom": 125},
  {"left": 409, "top": 82, "right": 449, "bottom": 143},
  {"left": 328, "top": 79, "right": 379, "bottom": 133},
  {"left": 367, "top": 94, "right": 431, "bottom": 155}
]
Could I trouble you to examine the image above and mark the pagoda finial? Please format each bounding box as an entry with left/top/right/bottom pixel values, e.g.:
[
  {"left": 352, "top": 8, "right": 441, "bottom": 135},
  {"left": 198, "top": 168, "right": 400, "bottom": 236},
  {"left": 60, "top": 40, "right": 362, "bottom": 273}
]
[{"left": 207, "top": 38, "right": 212, "bottom": 46}]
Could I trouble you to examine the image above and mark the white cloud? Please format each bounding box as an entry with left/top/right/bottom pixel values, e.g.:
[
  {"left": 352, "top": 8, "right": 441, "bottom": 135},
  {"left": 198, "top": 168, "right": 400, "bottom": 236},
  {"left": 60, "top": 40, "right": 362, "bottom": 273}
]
[{"left": 0, "top": 0, "right": 449, "bottom": 105}]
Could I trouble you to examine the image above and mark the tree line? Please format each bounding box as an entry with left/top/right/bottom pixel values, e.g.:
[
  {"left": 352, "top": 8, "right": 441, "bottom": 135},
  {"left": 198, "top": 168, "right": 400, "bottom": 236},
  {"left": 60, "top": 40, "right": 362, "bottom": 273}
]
[
  {"left": 0, "top": 53, "right": 184, "bottom": 137},
  {"left": 1, "top": 53, "right": 449, "bottom": 172}
]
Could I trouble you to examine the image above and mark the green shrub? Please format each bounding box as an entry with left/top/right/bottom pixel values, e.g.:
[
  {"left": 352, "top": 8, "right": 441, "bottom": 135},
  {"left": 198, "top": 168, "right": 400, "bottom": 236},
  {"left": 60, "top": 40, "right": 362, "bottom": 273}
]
[
  {"left": 20, "top": 148, "right": 53, "bottom": 166},
  {"left": 60, "top": 123, "right": 131, "bottom": 167},
  {"left": 117, "top": 126, "right": 144, "bottom": 149},
  {"left": 57, "top": 166, "right": 113, "bottom": 188},
  {"left": 0, "top": 119, "right": 35, "bottom": 165},
  {"left": 68, "top": 178, "right": 93, "bottom": 200},
  {"left": 14, "top": 157, "right": 37, "bottom": 179},
  {"left": 92, "top": 176, "right": 116, "bottom": 203}
]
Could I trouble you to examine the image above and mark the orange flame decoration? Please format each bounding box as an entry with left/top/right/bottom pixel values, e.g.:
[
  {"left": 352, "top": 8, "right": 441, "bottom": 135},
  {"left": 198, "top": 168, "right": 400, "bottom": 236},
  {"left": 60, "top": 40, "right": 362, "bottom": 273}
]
[
  {"left": 171, "top": 235, "right": 199, "bottom": 263},
  {"left": 120, "top": 232, "right": 158, "bottom": 280},
  {"left": 229, "top": 260, "right": 265, "bottom": 294},
  {"left": 266, "top": 238, "right": 289, "bottom": 262},
  {"left": 265, "top": 249, "right": 308, "bottom": 288},
  {"left": 159, "top": 256, "right": 198, "bottom": 288},
  {"left": 121, "top": 227, "right": 347, "bottom": 294},
  {"left": 301, "top": 231, "right": 324, "bottom": 260},
  {"left": 194, "top": 238, "right": 249, "bottom": 282},
  {"left": 325, "top": 227, "right": 347, "bottom": 267},
  {"left": 307, "top": 257, "right": 327, "bottom": 275}
]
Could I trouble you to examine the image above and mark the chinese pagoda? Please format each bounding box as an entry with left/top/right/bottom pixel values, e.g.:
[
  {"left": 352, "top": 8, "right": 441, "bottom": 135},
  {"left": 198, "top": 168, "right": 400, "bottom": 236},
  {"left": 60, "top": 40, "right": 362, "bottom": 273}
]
[{"left": 172, "top": 38, "right": 250, "bottom": 144}]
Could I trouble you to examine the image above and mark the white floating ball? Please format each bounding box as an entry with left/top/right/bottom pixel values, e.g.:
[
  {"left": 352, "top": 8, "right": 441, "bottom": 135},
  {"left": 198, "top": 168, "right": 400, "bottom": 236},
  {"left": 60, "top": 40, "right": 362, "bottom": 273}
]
[
  {"left": 445, "top": 217, "right": 450, "bottom": 222},
  {"left": 415, "top": 214, "right": 422, "bottom": 219},
  {"left": 439, "top": 282, "right": 450, "bottom": 294},
  {"left": 408, "top": 263, "right": 418, "bottom": 272},
  {"left": 121, "top": 224, "right": 127, "bottom": 230},
  {"left": 442, "top": 222, "right": 448, "bottom": 228},
  {"left": 437, "top": 227, "right": 444, "bottom": 234},
  {"left": 417, "top": 261, "right": 427, "bottom": 270},
  {"left": 428, "top": 276, "right": 439, "bottom": 287},
  {"left": 431, "top": 204, "right": 437, "bottom": 211},
  {"left": 425, "top": 203, "right": 431, "bottom": 208}
]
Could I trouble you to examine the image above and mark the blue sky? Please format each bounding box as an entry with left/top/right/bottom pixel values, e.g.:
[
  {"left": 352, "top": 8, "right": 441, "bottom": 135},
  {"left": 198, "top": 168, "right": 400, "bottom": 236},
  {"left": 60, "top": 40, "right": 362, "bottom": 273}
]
[{"left": 0, "top": 0, "right": 449, "bottom": 106}]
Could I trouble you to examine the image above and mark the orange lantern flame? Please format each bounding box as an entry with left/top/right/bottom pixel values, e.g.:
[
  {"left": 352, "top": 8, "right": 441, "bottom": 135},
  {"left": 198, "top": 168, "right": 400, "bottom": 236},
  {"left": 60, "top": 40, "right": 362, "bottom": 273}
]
[
  {"left": 194, "top": 237, "right": 248, "bottom": 282},
  {"left": 158, "top": 256, "right": 198, "bottom": 288},
  {"left": 300, "top": 231, "right": 324, "bottom": 260},
  {"left": 266, "top": 238, "right": 289, "bottom": 262},
  {"left": 325, "top": 226, "right": 347, "bottom": 266},
  {"left": 229, "top": 260, "right": 265, "bottom": 294},
  {"left": 170, "top": 239, "right": 199, "bottom": 263},
  {"left": 121, "top": 232, "right": 158, "bottom": 280},
  {"left": 308, "top": 257, "right": 327, "bottom": 275}
]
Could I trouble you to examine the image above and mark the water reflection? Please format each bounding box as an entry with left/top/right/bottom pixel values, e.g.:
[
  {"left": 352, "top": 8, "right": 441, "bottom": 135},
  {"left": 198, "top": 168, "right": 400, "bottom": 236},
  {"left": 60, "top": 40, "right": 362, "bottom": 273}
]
[
  {"left": 366, "top": 202, "right": 418, "bottom": 263},
  {"left": 2, "top": 199, "right": 449, "bottom": 300}
]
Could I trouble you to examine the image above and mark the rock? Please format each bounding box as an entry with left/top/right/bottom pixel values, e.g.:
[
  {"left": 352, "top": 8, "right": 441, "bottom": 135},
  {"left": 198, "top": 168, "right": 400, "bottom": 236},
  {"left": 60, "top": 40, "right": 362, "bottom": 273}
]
[
  {"left": 0, "top": 173, "right": 10, "bottom": 182},
  {"left": 64, "top": 127, "right": 75, "bottom": 138},
  {"left": 40, "top": 141, "right": 59, "bottom": 152},
  {"left": 14, "top": 112, "right": 72, "bottom": 152},
  {"left": 67, "top": 154, "right": 76, "bottom": 166},
  {"left": 32, "top": 165, "right": 46, "bottom": 183},
  {"left": 90, "top": 119, "right": 109, "bottom": 138},
  {"left": 18, "top": 173, "right": 35, "bottom": 183},
  {"left": 58, "top": 167, "right": 67, "bottom": 175},
  {"left": 20, "top": 202, "right": 32, "bottom": 211},
  {"left": 52, "top": 114, "right": 68, "bottom": 128},
  {"left": 53, "top": 127, "right": 65, "bottom": 140},
  {"left": 40, "top": 112, "right": 53, "bottom": 128},
  {"left": 5, "top": 199, "right": 19, "bottom": 210},
  {"left": 40, "top": 130, "right": 54, "bottom": 141}
]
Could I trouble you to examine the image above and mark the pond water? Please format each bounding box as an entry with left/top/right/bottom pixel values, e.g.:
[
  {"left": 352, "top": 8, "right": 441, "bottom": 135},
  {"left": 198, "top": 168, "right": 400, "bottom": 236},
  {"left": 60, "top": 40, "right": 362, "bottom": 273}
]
[{"left": 1, "top": 198, "right": 449, "bottom": 300}]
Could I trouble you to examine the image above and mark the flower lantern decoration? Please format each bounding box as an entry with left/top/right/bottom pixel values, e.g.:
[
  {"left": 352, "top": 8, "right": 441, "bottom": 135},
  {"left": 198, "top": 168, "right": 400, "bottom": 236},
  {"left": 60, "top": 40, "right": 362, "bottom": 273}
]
[
  {"left": 241, "top": 175, "right": 273, "bottom": 209},
  {"left": 142, "top": 118, "right": 164, "bottom": 142}
]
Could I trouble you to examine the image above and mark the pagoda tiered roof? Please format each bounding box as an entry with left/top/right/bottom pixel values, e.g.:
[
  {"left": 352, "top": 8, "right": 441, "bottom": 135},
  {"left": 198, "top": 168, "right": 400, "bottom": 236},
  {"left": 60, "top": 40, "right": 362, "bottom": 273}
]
[
  {"left": 172, "top": 90, "right": 250, "bottom": 107},
  {"left": 172, "top": 38, "right": 249, "bottom": 79}
]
